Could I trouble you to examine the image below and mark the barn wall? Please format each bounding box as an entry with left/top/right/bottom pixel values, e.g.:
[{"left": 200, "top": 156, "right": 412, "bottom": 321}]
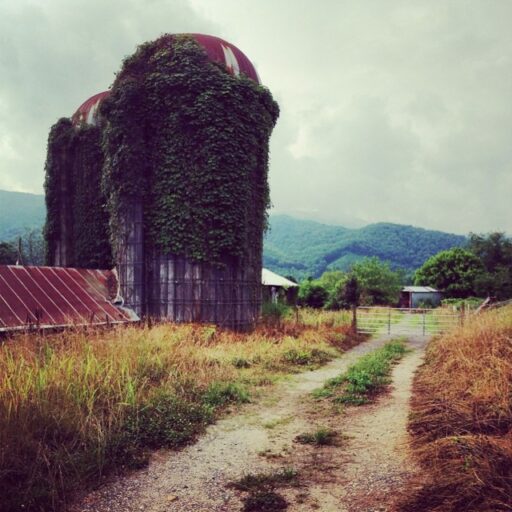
[{"left": 411, "top": 292, "right": 442, "bottom": 308}]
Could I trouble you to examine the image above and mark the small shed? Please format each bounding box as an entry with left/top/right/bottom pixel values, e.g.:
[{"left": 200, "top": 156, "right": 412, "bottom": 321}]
[
  {"left": 262, "top": 268, "right": 299, "bottom": 304},
  {"left": 400, "top": 286, "right": 442, "bottom": 308}
]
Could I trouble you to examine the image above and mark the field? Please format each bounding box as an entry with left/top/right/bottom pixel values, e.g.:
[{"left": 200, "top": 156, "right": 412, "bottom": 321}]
[
  {"left": 0, "top": 309, "right": 354, "bottom": 511},
  {"left": 400, "top": 306, "right": 512, "bottom": 511}
]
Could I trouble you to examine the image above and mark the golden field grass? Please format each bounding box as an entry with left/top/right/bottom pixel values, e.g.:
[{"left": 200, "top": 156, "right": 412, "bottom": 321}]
[
  {"left": 0, "top": 309, "right": 354, "bottom": 511},
  {"left": 400, "top": 306, "right": 512, "bottom": 512}
]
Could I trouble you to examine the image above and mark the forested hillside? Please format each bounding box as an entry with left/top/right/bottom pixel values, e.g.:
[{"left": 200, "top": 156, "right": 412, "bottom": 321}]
[
  {"left": 0, "top": 190, "right": 45, "bottom": 240},
  {"left": 264, "top": 215, "right": 466, "bottom": 279},
  {"left": 0, "top": 191, "right": 466, "bottom": 278}
]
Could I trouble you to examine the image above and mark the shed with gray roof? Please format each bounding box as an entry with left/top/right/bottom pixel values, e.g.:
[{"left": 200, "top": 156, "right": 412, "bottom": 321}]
[{"left": 400, "top": 286, "right": 442, "bottom": 308}]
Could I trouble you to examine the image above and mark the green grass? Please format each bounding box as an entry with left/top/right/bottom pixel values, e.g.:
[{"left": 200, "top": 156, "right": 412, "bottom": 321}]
[{"left": 313, "top": 339, "right": 408, "bottom": 404}]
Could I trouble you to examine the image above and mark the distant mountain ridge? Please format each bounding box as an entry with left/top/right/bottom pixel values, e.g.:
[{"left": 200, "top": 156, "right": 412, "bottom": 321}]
[
  {"left": 0, "top": 190, "right": 466, "bottom": 278},
  {"left": 0, "top": 190, "right": 45, "bottom": 240},
  {"left": 264, "top": 215, "right": 466, "bottom": 279}
]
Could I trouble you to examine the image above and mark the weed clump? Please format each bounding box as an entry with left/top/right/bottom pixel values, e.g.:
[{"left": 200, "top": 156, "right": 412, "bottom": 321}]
[
  {"left": 231, "top": 468, "right": 297, "bottom": 512},
  {"left": 295, "top": 427, "right": 338, "bottom": 446},
  {"left": 231, "top": 468, "right": 298, "bottom": 492},
  {"left": 242, "top": 491, "right": 288, "bottom": 511}
]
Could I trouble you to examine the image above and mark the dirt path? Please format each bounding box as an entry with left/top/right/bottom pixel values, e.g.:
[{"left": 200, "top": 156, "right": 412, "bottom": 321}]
[{"left": 71, "top": 333, "right": 428, "bottom": 512}]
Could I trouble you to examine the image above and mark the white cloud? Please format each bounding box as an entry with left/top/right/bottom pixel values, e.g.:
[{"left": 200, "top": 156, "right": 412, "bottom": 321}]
[{"left": 1, "top": 0, "right": 512, "bottom": 234}]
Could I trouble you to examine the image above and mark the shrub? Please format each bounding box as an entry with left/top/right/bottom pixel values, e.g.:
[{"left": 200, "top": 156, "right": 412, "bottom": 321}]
[{"left": 298, "top": 281, "right": 328, "bottom": 308}]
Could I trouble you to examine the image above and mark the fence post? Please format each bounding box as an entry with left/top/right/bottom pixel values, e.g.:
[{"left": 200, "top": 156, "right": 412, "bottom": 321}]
[
  {"left": 351, "top": 305, "right": 357, "bottom": 334},
  {"left": 388, "top": 309, "right": 391, "bottom": 335}
]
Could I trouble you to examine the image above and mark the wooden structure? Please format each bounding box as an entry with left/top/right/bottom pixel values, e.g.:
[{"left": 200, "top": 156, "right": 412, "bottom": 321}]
[{"left": 399, "top": 286, "right": 442, "bottom": 308}]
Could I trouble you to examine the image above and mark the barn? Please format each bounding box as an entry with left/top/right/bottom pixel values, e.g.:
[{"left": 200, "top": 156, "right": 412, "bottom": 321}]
[
  {"left": 262, "top": 268, "right": 299, "bottom": 304},
  {"left": 400, "top": 286, "right": 442, "bottom": 308}
]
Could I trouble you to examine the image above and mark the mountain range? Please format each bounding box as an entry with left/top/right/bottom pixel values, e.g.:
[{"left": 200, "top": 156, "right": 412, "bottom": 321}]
[
  {"left": 0, "top": 190, "right": 46, "bottom": 240},
  {"left": 264, "top": 215, "right": 466, "bottom": 279},
  {"left": 0, "top": 190, "right": 466, "bottom": 278}
]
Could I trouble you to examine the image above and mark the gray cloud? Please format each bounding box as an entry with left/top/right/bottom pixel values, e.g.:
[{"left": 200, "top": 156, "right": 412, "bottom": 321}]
[{"left": 1, "top": 0, "right": 511, "bottom": 234}]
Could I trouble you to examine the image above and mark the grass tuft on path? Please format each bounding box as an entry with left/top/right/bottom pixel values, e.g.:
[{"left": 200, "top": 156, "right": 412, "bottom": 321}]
[
  {"left": 313, "top": 339, "right": 408, "bottom": 404},
  {"left": 229, "top": 468, "right": 298, "bottom": 512}
]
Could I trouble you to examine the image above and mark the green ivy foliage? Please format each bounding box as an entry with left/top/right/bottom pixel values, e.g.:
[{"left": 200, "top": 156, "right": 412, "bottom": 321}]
[
  {"left": 44, "top": 119, "right": 113, "bottom": 268},
  {"left": 101, "top": 34, "right": 279, "bottom": 265}
]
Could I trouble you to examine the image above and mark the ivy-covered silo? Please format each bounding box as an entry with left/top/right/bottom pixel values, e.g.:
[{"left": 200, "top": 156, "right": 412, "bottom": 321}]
[{"left": 44, "top": 34, "right": 279, "bottom": 330}]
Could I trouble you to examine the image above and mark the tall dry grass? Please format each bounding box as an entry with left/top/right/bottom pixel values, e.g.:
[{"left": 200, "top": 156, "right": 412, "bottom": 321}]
[
  {"left": 0, "top": 312, "right": 354, "bottom": 511},
  {"left": 400, "top": 307, "right": 512, "bottom": 511}
]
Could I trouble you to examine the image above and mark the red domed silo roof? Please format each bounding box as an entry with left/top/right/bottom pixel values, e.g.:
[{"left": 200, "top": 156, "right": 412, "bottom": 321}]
[
  {"left": 71, "top": 34, "right": 260, "bottom": 126},
  {"left": 71, "top": 91, "right": 110, "bottom": 126}
]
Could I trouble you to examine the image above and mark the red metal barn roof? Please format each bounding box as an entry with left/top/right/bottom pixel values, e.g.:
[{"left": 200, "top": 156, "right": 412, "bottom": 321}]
[
  {"left": 0, "top": 265, "right": 137, "bottom": 332},
  {"left": 71, "top": 33, "right": 260, "bottom": 126}
]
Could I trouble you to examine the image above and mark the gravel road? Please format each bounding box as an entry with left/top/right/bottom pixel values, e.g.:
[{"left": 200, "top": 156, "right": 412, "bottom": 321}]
[{"left": 69, "top": 331, "right": 428, "bottom": 512}]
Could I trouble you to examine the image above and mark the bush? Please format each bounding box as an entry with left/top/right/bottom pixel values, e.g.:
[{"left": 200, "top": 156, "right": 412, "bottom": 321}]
[
  {"left": 262, "top": 302, "right": 291, "bottom": 324},
  {"left": 298, "top": 281, "right": 328, "bottom": 308}
]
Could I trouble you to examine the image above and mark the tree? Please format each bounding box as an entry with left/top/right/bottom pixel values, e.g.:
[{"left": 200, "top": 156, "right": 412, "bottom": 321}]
[
  {"left": 351, "top": 257, "right": 402, "bottom": 305},
  {"left": 468, "top": 232, "right": 512, "bottom": 299},
  {"left": 0, "top": 242, "right": 16, "bottom": 264},
  {"left": 297, "top": 281, "right": 328, "bottom": 308},
  {"left": 414, "top": 248, "right": 484, "bottom": 298},
  {"left": 320, "top": 271, "right": 348, "bottom": 309},
  {"left": 468, "top": 232, "right": 512, "bottom": 272}
]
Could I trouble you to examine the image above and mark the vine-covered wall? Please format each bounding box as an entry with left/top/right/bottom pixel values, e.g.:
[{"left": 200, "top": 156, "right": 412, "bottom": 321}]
[
  {"left": 44, "top": 120, "right": 113, "bottom": 268},
  {"left": 101, "top": 34, "right": 279, "bottom": 267},
  {"left": 44, "top": 34, "right": 278, "bottom": 327}
]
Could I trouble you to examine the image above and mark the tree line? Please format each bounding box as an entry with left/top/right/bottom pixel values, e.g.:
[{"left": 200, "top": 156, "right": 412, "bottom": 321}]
[{"left": 296, "top": 232, "right": 512, "bottom": 308}]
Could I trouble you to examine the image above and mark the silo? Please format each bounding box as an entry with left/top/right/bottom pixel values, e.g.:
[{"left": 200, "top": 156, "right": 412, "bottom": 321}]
[
  {"left": 44, "top": 33, "right": 278, "bottom": 330},
  {"left": 44, "top": 108, "right": 113, "bottom": 270}
]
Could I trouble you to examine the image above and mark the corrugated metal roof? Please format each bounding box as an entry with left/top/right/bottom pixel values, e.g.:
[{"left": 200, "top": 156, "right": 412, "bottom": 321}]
[
  {"left": 402, "top": 286, "right": 439, "bottom": 293},
  {"left": 0, "top": 265, "right": 138, "bottom": 332},
  {"left": 262, "top": 268, "right": 299, "bottom": 288}
]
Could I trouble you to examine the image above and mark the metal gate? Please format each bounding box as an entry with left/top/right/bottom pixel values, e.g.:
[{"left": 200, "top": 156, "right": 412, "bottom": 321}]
[{"left": 356, "top": 307, "right": 465, "bottom": 337}]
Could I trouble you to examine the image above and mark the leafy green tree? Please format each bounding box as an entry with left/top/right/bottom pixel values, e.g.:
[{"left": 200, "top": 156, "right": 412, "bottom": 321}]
[
  {"left": 351, "top": 257, "right": 402, "bottom": 305},
  {"left": 468, "top": 232, "right": 512, "bottom": 272},
  {"left": 319, "top": 271, "right": 348, "bottom": 309},
  {"left": 298, "top": 281, "right": 328, "bottom": 308},
  {"left": 0, "top": 242, "right": 16, "bottom": 264},
  {"left": 414, "top": 248, "right": 484, "bottom": 298},
  {"left": 468, "top": 232, "right": 512, "bottom": 299},
  {"left": 344, "top": 275, "right": 360, "bottom": 307}
]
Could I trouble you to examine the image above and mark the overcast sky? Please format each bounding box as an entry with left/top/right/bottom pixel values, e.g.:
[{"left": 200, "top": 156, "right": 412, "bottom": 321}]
[{"left": 1, "top": 0, "right": 511, "bottom": 234}]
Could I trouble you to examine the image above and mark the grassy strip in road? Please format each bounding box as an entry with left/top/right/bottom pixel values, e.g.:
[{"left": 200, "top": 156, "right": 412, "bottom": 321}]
[{"left": 313, "top": 339, "right": 408, "bottom": 404}]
